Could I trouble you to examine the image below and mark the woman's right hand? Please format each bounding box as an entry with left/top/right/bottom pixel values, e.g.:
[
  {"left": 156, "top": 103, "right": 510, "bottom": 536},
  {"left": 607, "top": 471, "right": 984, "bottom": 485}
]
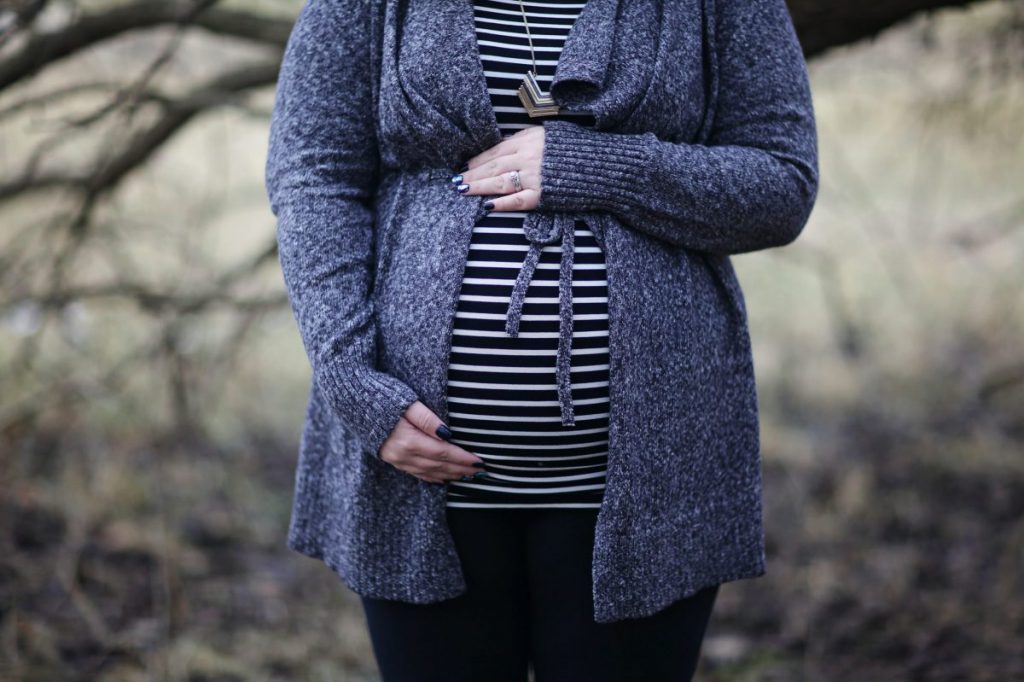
[{"left": 378, "top": 401, "right": 488, "bottom": 484}]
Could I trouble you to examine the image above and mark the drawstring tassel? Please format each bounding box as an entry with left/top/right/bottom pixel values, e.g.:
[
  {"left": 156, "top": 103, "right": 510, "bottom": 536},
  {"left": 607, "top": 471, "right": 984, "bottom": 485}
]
[
  {"left": 556, "top": 220, "right": 576, "bottom": 426},
  {"left": 504, "top": 243, "right": 542, "bottom": 338},
  {"left": 503, "top": 213, "right": 577, "bottom": 426}
]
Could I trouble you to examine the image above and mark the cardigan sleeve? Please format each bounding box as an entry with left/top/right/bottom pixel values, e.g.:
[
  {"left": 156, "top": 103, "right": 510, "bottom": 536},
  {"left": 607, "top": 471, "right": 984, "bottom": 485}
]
[
  {"left": 265, "top": 0, "right": 419, "bottom": 460},
  {"left": 536, "top": 0, "right": 819, "bottom": 256}
]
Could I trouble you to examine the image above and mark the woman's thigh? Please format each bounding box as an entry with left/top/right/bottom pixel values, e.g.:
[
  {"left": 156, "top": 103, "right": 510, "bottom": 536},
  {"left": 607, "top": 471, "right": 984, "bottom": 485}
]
[
  {"left": 359, "top": 507, "right": 531, "bottom": 682},
  {"left": 525, "top": 508, "right": 720, "bottom": 682}
]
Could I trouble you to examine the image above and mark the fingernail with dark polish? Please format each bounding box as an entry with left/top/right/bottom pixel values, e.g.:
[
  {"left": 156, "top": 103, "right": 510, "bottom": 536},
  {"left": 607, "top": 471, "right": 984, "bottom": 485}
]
[
  {"left": 483, "top": 200, "right": 494, "bottom": 210},
  {"left": 473, "top": 471, "right": 489, "bottom": 480},
  {"left": 450, "top": 174, "right": 462, "bottom": 183},
  {"left": 436, "top": 424, "right": 451, "bottom": 440},
  {"left": 472, "top": 460, "right": 486, "bottom": 468},
  {"left": 459, "top": 475, "right": 473, "bottom": 482},
  {"left": 455, "top": 183, "right": 470, "bottom": 193},
  {"left": 459, "top": 163, "right": 470, "bottom": 172}
]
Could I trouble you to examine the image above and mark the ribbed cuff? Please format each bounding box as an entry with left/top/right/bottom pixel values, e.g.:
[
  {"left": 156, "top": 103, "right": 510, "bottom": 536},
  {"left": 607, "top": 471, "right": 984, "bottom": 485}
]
[
  {"left": 537, "top": 119, "right": 656, "bottom": 215},
  {"left": 316, "top": 358, "right": 420, "bottom": 462}
]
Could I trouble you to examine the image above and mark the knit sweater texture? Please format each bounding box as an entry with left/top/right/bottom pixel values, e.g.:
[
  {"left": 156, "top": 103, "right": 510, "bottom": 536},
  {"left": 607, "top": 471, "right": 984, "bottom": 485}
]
[{"left": 264, "top": 0, "right": 818, "bottom": 623}]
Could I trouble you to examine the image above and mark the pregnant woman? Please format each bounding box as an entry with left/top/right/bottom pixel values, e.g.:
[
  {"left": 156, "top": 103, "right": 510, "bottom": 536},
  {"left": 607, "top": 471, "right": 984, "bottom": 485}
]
[{"left": 264, "top": 0, "right": 818, "bottom": 680}]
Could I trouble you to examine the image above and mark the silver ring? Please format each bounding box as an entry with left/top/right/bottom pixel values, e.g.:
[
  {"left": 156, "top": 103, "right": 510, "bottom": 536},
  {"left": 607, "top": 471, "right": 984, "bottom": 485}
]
[{"left": 508, "top": 169, "right": 523, "bottom": 193}]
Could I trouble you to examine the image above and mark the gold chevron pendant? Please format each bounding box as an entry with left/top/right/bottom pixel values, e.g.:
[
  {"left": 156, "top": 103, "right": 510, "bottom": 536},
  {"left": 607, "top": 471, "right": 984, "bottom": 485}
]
[{"left": 517, "top": 70, "right": 562, "bottom": 118}]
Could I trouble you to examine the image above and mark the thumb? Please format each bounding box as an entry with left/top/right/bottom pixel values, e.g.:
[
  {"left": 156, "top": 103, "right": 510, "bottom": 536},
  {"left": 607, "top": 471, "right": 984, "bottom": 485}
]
[{"left": 402, "top": 400, "right": 452, "bottom": 441}]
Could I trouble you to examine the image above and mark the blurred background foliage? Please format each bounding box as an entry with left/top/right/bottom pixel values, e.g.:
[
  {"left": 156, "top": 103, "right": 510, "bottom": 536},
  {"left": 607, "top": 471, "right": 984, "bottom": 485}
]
[{"left": 1, "top": 0, "right": 1022, "bottom": 680}]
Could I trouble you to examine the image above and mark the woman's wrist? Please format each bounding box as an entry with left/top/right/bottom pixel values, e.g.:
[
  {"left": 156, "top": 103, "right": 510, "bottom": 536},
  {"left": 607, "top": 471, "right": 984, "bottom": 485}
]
[{"left": 536, "top": 119, "right": 656, "bottom": 216}]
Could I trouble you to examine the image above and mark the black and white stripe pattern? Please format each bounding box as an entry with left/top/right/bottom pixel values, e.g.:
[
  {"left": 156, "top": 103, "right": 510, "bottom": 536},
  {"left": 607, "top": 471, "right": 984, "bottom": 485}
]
[{"left": 444, "top": 0, "right": 608, "bottom": 509}]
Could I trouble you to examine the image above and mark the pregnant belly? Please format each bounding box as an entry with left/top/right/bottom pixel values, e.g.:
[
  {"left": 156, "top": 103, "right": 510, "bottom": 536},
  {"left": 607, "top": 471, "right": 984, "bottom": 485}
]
[{"left": 444, "top": 210, "right": 610, "bottom": 505}]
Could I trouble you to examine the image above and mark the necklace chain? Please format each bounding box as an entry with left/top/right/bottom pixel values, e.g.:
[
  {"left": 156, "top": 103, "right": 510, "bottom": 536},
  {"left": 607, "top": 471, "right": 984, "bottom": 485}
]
[
  {"left": 516, "top": 0, "right": 538, "bottom": 74},
  {"left": 511, "top": 0, "right": 564, "bottom": 117}
]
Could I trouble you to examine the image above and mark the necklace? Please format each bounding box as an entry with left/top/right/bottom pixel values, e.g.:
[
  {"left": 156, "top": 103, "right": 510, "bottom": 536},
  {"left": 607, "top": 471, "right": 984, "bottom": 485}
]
[{"left": 515, "top": 0, "right": 562, "bottom": 118}]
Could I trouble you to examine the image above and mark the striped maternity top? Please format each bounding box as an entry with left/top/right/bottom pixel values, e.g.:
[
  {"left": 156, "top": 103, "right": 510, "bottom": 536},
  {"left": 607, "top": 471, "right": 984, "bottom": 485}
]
[{"left": 444, "top": 0, "right": 609, "bottom": 509}]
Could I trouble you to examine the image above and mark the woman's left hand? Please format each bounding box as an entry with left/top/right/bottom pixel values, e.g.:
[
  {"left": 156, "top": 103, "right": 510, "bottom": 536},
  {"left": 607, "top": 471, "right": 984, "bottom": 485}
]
[{"left": 453, "top": 125, "right": 543, "bottom": 212}]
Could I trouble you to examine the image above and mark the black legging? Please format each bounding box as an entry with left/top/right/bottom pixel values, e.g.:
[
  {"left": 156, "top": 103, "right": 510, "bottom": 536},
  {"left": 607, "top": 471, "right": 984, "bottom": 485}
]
[{"left": 360, "top": 506, "right": 720, "bottom": 682}]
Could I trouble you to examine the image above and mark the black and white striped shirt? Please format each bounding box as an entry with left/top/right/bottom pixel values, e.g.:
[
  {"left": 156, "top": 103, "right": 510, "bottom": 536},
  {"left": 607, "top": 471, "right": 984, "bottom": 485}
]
[{"left": 444, "top": 0, "right": 609, "bottom": 509}]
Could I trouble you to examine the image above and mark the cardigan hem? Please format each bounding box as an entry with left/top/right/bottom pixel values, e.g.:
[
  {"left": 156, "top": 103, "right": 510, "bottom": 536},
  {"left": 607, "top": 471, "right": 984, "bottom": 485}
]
[
  {"left": 286, "top": 535, "right": 470, "bottom": 605},
  {"left": 286, "top": 530, "right": 766, "bottom": 624},
  {"left": 592, "top": 558, "right": 767, "bottom": 624}
]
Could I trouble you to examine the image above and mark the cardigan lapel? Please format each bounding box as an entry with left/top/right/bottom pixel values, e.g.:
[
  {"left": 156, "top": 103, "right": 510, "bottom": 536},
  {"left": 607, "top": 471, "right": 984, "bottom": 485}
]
[
  {"left": 548, "top": 0, "right": 621, "bottom": 124},
  {"left": 384, "top": 0, "right": 625, "bottom": 168},
  {"left": 378, "top": 0, "right": 722, "bottom": 167},
  {"left": 448, "top": 0, "right": 623, "bottom": 139}
]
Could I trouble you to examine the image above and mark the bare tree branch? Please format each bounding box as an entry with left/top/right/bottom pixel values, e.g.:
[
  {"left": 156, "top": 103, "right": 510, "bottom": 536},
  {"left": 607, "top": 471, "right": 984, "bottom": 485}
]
[
  {"left": 19, "top": 282, "right": 287, "bottom": 315},
  {"left": 0, "top": 61, "right": 279, "bottom": 202},
  {"left": 793, "top": 0, "right": 994, "bottom": 57},
  {"left": 0, "top": 1, "right": 290, "bottom": 91}
]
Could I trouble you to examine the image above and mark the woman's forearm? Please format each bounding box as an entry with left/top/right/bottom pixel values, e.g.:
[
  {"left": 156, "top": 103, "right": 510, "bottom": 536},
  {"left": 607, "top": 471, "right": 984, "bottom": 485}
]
[
  {"left": 536, "top": 0, "right": 819, "bottom": 256},
  {"left": 265, "top": 0, "right": 419, "bottom": 460}
]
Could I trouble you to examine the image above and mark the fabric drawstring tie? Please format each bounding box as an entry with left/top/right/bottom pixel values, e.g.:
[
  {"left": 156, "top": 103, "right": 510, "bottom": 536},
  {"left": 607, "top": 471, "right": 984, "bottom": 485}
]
[{"left": 503, "top": 211, "right": 577, "bottom": 426}]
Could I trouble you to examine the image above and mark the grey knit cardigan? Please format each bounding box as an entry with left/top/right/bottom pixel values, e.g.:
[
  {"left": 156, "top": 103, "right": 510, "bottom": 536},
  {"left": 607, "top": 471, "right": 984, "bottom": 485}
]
[{"left": 264, "top": 0, "right": 818, "bottom": 623}]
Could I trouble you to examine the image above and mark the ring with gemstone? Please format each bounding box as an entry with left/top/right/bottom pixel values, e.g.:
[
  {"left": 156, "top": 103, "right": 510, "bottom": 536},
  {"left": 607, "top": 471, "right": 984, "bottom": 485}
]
[{"left": 508, "top": 169, "right": 523, "bottom": 192}]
